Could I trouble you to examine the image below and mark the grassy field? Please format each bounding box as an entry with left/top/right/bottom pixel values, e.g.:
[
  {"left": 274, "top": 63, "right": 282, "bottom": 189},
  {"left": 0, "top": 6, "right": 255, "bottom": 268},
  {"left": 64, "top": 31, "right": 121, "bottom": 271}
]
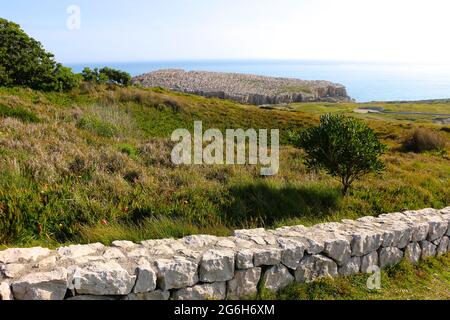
[
  {"left": 0, "top": 84, "right": 449, "bottom": 247},
  {"left": 259, "top": 254, "right": 450, "bottom": 300}
]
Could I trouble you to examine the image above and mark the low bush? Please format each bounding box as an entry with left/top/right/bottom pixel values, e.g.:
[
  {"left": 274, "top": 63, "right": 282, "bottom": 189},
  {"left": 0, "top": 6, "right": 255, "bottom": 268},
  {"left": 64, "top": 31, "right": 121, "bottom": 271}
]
[
  {"left": 77, "top": 116, "right": 119, "bottom": 138},
  {"left": 402, "top": 128, "right": 447, "bottom": 153},
  {"left": 0, "top": 104, "right": 40, "bottom": 123}
]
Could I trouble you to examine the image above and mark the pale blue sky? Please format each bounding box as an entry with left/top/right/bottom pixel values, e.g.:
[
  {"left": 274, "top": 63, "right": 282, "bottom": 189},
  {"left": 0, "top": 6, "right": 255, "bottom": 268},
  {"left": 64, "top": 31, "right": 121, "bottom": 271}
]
[{"left": 2, "top": 0, "right": 450, "bottom": 64}]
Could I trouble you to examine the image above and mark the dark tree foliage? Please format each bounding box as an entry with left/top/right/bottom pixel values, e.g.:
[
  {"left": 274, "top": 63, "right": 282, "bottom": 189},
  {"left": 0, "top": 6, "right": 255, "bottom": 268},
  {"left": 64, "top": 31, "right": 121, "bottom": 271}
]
[
  {"left": 292, "top": 114, "right": 386, "bottom": 195},
  {"left": 82, "top": 67, "right": 131, "bottom": 86},
  {"left": 0, "top": 18, "right": 81, "bottom": 91}
]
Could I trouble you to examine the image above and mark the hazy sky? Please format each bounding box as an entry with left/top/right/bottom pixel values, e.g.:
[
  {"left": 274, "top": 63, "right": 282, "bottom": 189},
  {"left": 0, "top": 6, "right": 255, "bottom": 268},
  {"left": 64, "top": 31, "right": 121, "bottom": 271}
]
[{"left": 2, "top": 0, "right": 450, "bottom": 63}]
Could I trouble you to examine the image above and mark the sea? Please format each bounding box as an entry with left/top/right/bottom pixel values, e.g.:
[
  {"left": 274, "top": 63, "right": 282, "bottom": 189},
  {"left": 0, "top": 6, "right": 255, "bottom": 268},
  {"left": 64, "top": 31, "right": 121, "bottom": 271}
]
[{"left": 66, "top": 60, "right": 450, "bottom": 103}]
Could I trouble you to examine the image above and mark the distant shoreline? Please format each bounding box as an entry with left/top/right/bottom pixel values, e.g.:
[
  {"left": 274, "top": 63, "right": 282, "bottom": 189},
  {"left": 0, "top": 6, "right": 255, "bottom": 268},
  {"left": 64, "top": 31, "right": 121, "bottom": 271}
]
[{"left": 66, "top": 60, "right": 450, "bottom": 103}]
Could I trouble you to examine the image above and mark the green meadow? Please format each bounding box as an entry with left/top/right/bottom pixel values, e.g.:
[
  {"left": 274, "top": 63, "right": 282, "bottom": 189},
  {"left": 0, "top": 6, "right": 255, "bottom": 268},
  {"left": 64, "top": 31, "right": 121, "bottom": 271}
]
[{"left": 0, "top": 85, "right": 449, "bottom": 248}]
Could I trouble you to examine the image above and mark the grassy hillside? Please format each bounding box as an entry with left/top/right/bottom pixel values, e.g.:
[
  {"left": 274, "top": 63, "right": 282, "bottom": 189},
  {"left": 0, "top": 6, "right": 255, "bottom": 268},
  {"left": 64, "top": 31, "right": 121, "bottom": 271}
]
[{"left": 0, "top": 84, "right": 449, "bottom": 247}]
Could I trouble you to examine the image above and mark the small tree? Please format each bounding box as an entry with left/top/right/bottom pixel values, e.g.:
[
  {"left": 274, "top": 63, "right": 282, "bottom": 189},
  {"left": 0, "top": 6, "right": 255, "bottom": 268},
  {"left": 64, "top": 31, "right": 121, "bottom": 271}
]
[
  {"left": 0, "top": 18, "right": 80, "bottom": 91},
  {"left": 99, "top": 67, "right": 131, "bottom": 86},
  {"left": 293, "top": 114, "right": 386, "bottom": 195},
  {"left": 81, "top": 67, "right": 131, "bottom": 86}
]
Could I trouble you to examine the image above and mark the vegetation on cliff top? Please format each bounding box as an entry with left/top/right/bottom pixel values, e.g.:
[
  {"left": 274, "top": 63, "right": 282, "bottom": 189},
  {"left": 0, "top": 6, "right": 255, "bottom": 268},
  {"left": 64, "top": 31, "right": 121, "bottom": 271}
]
[{"left": 0, "top": 84, "right": 448, "bottom": 247}]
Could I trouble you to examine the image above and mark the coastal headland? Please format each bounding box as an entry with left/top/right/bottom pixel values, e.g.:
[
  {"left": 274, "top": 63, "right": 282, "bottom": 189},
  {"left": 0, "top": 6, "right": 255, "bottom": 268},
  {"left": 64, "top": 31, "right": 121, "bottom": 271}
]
[{"left": 132, "top": 69, "right": 352, "bottom": 105}]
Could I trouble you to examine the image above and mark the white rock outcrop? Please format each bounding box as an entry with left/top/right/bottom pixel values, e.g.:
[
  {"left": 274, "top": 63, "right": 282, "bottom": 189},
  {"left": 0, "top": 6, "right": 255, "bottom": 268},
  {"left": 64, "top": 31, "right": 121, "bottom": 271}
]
[
  {"left": 12, "top": 268, "right": 68, "bottom": 300},
  {"left": 227, "top": 268, "right": 262, "bottom": 299},
  {"left": 155, "top": 257, "right": 198, "bottom": 290},
  {"left": 172, "top": 282, "right": 226, "bottom": 300},
  {"left": 199, "top": 249, "right": 235, "bottom": 282},
  {"left": 261, "top": 265, "right": 294, "bottom": 291},
  {"left": 0, "top": 282, "right": 13, "bottom": 300},
  {"left": 71, "top": 261, "right": 135, "bottom": 296}
]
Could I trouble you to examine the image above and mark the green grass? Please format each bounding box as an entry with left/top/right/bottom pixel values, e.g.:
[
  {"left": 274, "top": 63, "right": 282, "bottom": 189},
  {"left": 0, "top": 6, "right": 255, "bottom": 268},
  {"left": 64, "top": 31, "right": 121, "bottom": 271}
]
[
  {"left": 77, "top": 115, "right": 119, "bottom": 138},
  {"left": 258, "top": 254, "right": 450, "bottom": 300},
  {"left": 0, "top": 103, "right": 40, "bottom": 123},
  {"left": 0, "top": 85, "right": 448, "bottom": 247},
  {"left": 288, "top": 101, "right": 450, "bottom": 125}
]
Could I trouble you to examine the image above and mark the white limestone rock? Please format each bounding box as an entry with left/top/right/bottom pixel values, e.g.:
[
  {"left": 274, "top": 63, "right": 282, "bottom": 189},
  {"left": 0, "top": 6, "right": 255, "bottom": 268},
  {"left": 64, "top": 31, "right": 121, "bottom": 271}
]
[
  {"left": 338, "top": 257, "right": 361, "bottom": 276},
  {"left": 261, "top": 264, "right": 294, "bottom": 292},
  {"left": 299, "top": 234, "right": 325, "bottom": 255},
  {"left": 0, "top": 282, "right": 13, "bottom": 300},
  {"left": 0, "top": 247, "right": 51, "bottom": 264},
  {"left": 350, "top": 231, "right": 383, "bottom": 257},
  {"left": 1, "top": 263, "right": 26, "bottom": 278},
  {"left": 277, "top": 238, "right": 305, "bottom": 270},
  {"left": 233, "top": 238, "right": 255, "bottom": 249},
  {"left": 404, "top": 242, "right": 421, "bottom": 264},
  {"left": 12, "top": 268, "right": 68, "bottom": 300},
  {"left": 399, "top": 214, "right": 430, "bottom": 242},
  {"left": 361, "top": 251, "right": 379, "bottom": 273},
  {"left": 175, "top": 248, "right": 204, "bottom": 262},
  {"left": 235, "top": 249, "right": 254, "bottom": 269},
  {"left": 234, "top": 228, "right": 269, "bottom": 246},
  {"left": 426, "top": 216, "right": 448, "bottom": 241},
  {"left": 155, "top": 257, "right": 199, "bottom": 290},
  {"left": 126, "top": 247, "right": 149, "bottom": 258},
  {"left": 420, "top": 240, "right": 437, "bottom": 259},
  {"left": 126, "top": 290, "right": 170, "bottom": 300},
  {"left": 199, "top": 249, "right": 235, "bottom": 283},
  {"left": 133, "top": 259, "right": 157, "bottom": 293},
  {"left": 295, "top": 255, "right": 338, "bottom": 283},
  {"left": 227, "top": 267, "right": 261, "bottom": 299},
  {"left": 437, "top": 237, "right": 449, "bottom": 256},
  {"left": 57, "top": 243, "right": 105, "bottom": 259},
  {"left": 216, "top": 238, "right": 236, "bottom": 249},
  {"left": 182, "top": 235, "right": 218, "bottom": 247},
  {"left": 111, "top": 240, "right": 138, "bottom": 250},
  {"left": 71, "top": 261, "right": 136, "bottom": 295},
  {"left": 253, "top": 248, "right": 282, "bottom": 267},
  {"left": 103, "top": 247, "right": 126, "bottom": 259},
  {"left": 323, "top": 237, "right": 351, "bottom": 266},
  {"left": 35, "top": 255, "right": 57, "bottom": 269},
  {"left": 379, "top": 247, "right": 403, "bottom": 268},
  {"left": 172, "top": 282, "right": 226, "bottom": 300}
]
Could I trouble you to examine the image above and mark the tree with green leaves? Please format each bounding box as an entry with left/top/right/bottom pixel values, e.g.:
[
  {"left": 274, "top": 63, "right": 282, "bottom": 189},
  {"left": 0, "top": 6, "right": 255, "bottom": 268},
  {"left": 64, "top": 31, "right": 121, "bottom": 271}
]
[
  {"left": 81, "top": 67, "right": 131, "bottom": 86},
  {"left": 99, "top": 67, "right": 131, "bottom": 86},
  {"left": 0, "top": 18, "right": 80, "bottom": 91},
  {"left": 292, "top": 114, "right": 386, "bottom": 195}
]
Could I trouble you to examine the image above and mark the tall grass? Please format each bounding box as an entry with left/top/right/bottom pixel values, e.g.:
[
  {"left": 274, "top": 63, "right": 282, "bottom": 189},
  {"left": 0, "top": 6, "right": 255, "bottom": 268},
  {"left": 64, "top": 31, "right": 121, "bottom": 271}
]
[
  {"left": 0, "top": 103, "right": 40, "bottom": 123},
  {"left": 0, "top": 86, "right": 448, "bottom": 246}
]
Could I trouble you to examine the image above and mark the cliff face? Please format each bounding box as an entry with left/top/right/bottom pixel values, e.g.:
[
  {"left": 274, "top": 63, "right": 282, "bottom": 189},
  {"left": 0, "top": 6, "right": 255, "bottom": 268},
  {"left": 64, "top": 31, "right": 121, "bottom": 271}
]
[{"left": 132, "top": 69, "right": 352, "bottom": 105}]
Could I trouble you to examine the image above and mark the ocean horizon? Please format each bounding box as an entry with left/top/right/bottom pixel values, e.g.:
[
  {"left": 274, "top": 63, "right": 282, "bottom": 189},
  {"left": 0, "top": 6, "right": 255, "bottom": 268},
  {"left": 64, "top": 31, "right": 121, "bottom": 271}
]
[{"left": 66, "top": 60, "right": 450, "bottom": 103}]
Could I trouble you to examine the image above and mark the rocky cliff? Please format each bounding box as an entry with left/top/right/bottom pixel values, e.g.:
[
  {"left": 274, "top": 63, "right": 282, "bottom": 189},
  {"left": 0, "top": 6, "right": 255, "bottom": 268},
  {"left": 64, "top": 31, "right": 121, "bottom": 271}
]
[{"left": 132, "top": 69, "right": 352, "bottom": 105}]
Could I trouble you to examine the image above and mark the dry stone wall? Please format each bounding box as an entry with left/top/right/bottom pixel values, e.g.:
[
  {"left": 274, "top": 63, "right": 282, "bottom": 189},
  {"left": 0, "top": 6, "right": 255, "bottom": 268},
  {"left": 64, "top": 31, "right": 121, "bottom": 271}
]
[{"left": 1, "top": 207, "right": 449, "bottom": 300}]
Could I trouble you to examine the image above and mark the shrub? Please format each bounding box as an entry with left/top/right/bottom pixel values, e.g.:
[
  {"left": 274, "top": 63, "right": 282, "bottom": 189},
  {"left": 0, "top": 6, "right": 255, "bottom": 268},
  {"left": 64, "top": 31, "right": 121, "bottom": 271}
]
[
  {"left": 0, "top": 104, "right": 40, "bottom": 123},
  {"left": 81, "top": 67, "right": 131, "bottom": 86},
  {"left": 118, "top": 143, "right": 139, "bottom": 159},
  {"left": 292, "top": 114, "right": 386, "bottom": 195},
  {"left": 0, "top": 18, "right": 80, "bottom": 91},
  {"left": 77, "top": 116, "right": 119, "bottom": 138},
  {"left": 99, "top": 67, "right": 131, "bottom": 86},
  {"left": 402, "top": 128, "right": 447, "bottom": 153}
]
